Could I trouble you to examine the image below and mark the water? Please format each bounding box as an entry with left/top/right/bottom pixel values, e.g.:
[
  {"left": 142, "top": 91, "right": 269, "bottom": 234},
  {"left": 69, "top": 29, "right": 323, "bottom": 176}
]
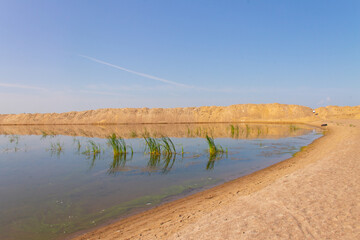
[{"left": 0, "top": 123, "right": 321, "bottom": 240}]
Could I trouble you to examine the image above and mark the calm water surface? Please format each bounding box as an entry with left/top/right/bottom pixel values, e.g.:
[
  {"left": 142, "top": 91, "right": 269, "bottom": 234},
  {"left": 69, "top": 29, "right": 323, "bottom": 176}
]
[{"left": 0, "top": 123, "right": 321, "bottom": 240}]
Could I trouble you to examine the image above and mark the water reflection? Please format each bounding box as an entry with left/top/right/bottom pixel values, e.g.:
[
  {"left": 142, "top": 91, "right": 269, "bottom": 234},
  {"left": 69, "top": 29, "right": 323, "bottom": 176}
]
[
  {"left": 108, "top": 153, "right": 133, "bottom": 175},
  {"left": 206, "top": 151, "right": 227, "bottom": 170},
  {"left": 0, "top": 123, "right": 313, "bottom": 140},
  {"left": 48, "top": 140, "right": 64, "bottom": 157}
]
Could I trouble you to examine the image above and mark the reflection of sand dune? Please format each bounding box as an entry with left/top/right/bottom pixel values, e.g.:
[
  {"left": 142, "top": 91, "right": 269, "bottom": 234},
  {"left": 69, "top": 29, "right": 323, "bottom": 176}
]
[{"left": 0, "top": 123, "right": 315, "bottom": 139}]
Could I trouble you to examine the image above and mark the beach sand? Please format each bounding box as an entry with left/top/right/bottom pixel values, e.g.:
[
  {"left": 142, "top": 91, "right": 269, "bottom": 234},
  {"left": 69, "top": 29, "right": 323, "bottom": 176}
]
[{"left": 71, "top": 119, "right": 360, "bottom": 239}]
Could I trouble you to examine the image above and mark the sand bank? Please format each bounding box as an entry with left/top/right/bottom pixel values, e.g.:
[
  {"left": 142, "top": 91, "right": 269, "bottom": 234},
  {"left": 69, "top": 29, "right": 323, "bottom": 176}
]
[
  {"left": 1, "top": 103, "right": 359, "bottom": 125},
  {"left": 72, "top": 119, "right": 360, "bottom": 239},
  {"left": 0, "top": 103, "right": 315, "bottom": 125}
]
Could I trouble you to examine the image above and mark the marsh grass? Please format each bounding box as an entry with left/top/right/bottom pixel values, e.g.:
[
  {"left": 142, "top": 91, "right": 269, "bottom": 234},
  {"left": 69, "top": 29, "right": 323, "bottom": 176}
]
[
  {"left": 49, "top": 141, "right": 64, "bottom": 155},
  {"left": 143, "top": 135, "right": 177, "bottom": 156},
  {"left": 83, "top": 140, "right": 102, "bottom": 156},
  {"left": 143, "top": 136, "right": 178, "bottom": 173},
  {"left": 204, "top": 135, "right": 228, "bottom": 170},
  {"left": 9, "top": 135, "right": 19, "bottom": 144},
  {"left": 230, "top": 124, "right": 239, "bottom": 138},
  {"left": 245, "top": 124, "right": 251, "bottom": 137},
  {"left": 107, "top": 133, "right": 133, "bottom": 157},
  {"left": 257, "top": 127, "right": 262, "bottom": 136},
  {"left": 290, "top": 125, "right": 299, "bottom": 132},
  {"left": 41, "top": 131, "right": 56, "bottom": 139},
  {"left": 205, "top": 135, "right": 225, "bottom": 156},
  {"left": 73, "top": 138, "right": 81, "bottom": 152},
  {"left": 160, "top": 137, "right": 176, "bottom": 155},
  {"left": 143, "top": 136, "right": 161, "bottom": 155},
  {"left": 130, "top": 131, "right": 138, "bottom": 138}
]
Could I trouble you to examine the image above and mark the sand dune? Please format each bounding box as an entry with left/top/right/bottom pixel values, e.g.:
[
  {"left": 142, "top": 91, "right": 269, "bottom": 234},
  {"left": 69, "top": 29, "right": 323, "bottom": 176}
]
[
  {"left": 0, "top": 103, "right": 314, "bottom": 125},
  {"left": 1, "top": 104, "right": 359, "bottom": 125}
]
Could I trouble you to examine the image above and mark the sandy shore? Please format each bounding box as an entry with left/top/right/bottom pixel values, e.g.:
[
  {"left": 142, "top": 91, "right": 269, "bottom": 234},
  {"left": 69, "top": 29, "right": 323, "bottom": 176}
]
[{"left": 72, "top": 119, "right": 360, "bottom": 240}]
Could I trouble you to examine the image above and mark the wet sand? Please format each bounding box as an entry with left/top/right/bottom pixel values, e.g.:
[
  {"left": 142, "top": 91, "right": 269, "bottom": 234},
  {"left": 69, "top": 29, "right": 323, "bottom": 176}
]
[{"left": 72, "top": 119, "right": 360, "bottom": 239}]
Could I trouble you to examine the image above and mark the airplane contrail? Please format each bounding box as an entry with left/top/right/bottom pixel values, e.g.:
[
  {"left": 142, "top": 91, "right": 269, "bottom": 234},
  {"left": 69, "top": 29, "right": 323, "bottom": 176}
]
[{"left": 79, "top": 55, "right": 191, "bottom": 88}]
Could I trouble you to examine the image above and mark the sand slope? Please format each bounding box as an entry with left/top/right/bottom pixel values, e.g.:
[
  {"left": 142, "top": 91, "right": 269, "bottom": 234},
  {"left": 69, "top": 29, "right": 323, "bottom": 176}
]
[
  {"left": 0, "top": 103, "right": 315, "bottom": 124},
  {"left": 72, "top": 120, "right": 360, "bottom": 240},
  {"left": 1, "top": 104, "right": 359, "bottom": 125}
]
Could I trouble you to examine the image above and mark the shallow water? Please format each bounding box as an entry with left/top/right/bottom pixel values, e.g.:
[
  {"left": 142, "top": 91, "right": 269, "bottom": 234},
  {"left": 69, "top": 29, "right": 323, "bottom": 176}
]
[{"left": 0, "top": 123, "right": 321, "bottom": 240}]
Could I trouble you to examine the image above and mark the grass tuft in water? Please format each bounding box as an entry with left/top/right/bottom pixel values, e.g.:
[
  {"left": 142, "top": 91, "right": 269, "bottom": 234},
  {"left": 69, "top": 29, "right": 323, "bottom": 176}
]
[
  {"left": 230, "top": 124, "right": 239, "bottom": 138},
  {"left": 49, "top": 141, "right": 64, "bottom": 155},
  {"left": 290, "top": 125, "right": 299, "bottom": 132},
  {"left": 107, "top": 133, "right": 133, "bottom": 156},
  {"left": 83, "top": 140, "right": 102, "bottom": 156},
  {"left": 205, "top": 135, "right": 225, "bottom": 156},
  {"left": 161, "top": 137, "right": 176, "bottom": 155},
  {"left": 9, "top": 135, "right": 20, "bottom": 144},
  {"left": 73, "top": 138, "right": 81, "bottom": 152},
  {"left": 41, "top": 131, "right": 56, "bottom": 139},
  {"left": 130, "top": 131, "right": 138, "bottom": 138},
  {"left": 205, "top": 135, "right": 227, "bottom": 170},
  {"left": 143, "top": 136, "right": 161, "bottom": 155},
  {"left": 143, "top": 136, "right": 177, "bottom": 155},
  {"left": 143, "top": 136, "right": 178, "bottom": 173}
]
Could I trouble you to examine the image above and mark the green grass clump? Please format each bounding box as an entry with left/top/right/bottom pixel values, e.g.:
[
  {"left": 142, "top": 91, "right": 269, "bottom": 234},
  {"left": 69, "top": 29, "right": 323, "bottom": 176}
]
[
  {"left": 289, "top": 125, "right": 299, "bottom": 132},
  {"left": 83, "top": 140, "right": 102, "bottom": 156},
  {"left": 73, "top": 138, "right": 81, "bottom": 152},
  {"left": 143, "top": 136, "right": 177, "bottom": 173},
  {"left": 143, "top": 136, "right": 176, "bottom": 155},
  {"left": 160, "top": 137, "right": 176, "bottom": 155},
  {"left": 205, "top": 135, "right": 225, "bottom": 156},
  {"left": 9, "top": 135, "right": 19, "bottom": 144},
  {"left": 41, "top": 131, "right": 56, "bottom": 139},
  {"left": 143, "top": 136, "right": 161, "bottom": 155},
  {"left": 230, "top": 124, "right": 239, "bottom": 138},
  {"left": 245, "top": 124, "right": 251, "bottom": 137},
  {"left": 130, "top": 131, "right": 138, "bottom": 138},
  {"left": 205, "top": 136, "right": 227, "bottom": 170},
  {"left": 205, "top": 135, "right": 228, "bottom": 170},
  {"left": 49, "top": 141, "right": 64, "bottom": 155},
  {"left": 107, "top": 133, "right": 133, "bottom": 156}
]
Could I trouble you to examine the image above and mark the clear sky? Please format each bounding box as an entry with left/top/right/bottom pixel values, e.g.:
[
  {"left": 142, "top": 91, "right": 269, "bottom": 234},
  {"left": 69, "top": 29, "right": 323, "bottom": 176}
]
[{"left": 0, "top": 0, "right": 359, "bottom": 114}]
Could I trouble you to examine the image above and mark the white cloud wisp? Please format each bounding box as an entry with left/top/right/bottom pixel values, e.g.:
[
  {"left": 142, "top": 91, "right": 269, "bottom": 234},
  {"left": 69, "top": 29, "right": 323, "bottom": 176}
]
[{"left": 0, "top": 82, "right": 48, "bottom": 91}]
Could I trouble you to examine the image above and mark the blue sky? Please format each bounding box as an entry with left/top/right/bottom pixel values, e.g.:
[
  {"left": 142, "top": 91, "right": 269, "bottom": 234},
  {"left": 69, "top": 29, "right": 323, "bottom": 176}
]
[{"left": 0, "top": 0, "right": 359, "bottom": 114}]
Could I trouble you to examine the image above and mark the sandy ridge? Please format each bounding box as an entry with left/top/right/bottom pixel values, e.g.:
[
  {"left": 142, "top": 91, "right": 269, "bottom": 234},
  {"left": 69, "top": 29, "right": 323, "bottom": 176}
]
[
  {"left": 0, "top": 103, "right": 315, "bottom": 125},
  {"left": 1, "top": 104, "right": 359, "bottom": 125}
]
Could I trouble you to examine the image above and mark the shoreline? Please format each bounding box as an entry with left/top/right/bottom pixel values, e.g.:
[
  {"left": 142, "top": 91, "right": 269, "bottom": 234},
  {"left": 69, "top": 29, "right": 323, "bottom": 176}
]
[{"left": 71, "top": 120, "right": 351, "bottom": 240}]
